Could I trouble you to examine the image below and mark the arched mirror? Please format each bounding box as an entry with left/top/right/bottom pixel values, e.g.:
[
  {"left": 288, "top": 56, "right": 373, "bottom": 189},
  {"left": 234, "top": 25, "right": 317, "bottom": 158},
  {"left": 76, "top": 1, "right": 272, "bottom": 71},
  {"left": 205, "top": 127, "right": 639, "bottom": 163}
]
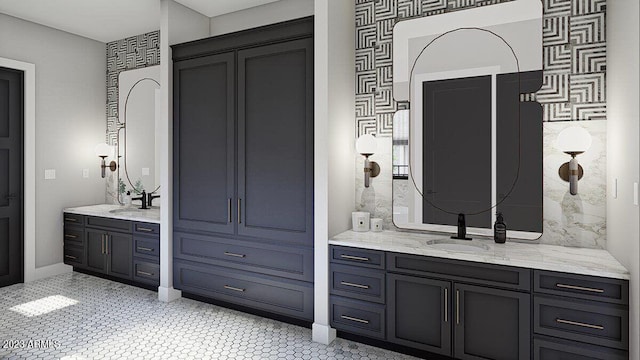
[
  {"left": 391, "top": 0, "right": 544, "bottom": 239},
  {"left": 117, "top": 65, "right": 161, "bottom": 203}
]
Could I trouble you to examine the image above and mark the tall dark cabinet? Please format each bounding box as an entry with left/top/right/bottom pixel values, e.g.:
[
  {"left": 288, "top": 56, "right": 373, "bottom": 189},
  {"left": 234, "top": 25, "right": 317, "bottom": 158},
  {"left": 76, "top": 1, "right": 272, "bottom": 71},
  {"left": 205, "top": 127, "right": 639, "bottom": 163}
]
[{"left": 172, "top": 17, "right": 314, "bottom": 323}]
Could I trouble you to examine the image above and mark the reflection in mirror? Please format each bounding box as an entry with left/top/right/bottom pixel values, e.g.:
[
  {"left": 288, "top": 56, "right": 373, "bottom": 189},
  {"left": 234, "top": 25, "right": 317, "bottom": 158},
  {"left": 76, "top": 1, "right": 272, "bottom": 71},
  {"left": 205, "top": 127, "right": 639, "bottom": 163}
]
[
  {"left": 117, "top": 66, "right": 161, "bottom": 201},
  {"left": 391, "top": 0, "right": 543, "bottom": 239}
]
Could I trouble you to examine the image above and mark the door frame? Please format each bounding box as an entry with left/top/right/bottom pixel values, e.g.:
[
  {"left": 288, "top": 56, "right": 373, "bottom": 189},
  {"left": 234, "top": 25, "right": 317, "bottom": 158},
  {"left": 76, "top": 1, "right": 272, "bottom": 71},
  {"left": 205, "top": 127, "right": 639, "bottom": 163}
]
[{"left": 0, "top": 57, "right": 36, "bottom": 282}]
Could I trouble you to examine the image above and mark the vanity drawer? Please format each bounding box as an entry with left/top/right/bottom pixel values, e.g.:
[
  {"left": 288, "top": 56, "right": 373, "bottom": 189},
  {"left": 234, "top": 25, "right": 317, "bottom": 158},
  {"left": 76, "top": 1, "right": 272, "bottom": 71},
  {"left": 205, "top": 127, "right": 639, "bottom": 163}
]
[
  {"left": 533, "top": 295, "right": 629, "bottom": 350},
  {"left": 134, "top": 237, "right": 160, "bottom": 259},
  {"left": 534, "top": 270, "right": 628, "bottom": 305},
  {"left": 330, "top": 264, "right": 385, "bottom": 303},
  {"left": 174, "top": 232, "right": 313, "bottom": 282},
  {"left": 174, "top": 260, "right": 313, "bottom": 321},
  {"left": 388, "top": 252, "right": 531, "bottom": 291},
  {"left": 330, "top": 296, "right": 386, "bottom": 340},
  {"left": 533, "top": 336, "right": 628, "bottom": 360},
  {"left": 133, "top": 259, "right": 160, "bottom": 285},
  {"left": 63, "top": 246, "right": 84, "bottom": 266},
  {"left": 330, "top": 246, "right": 385, "bottom": 270},
  {"left": 85, "top": 216, "right": 132, "bottom": 233},
  {"left": 63, "top": 213, "right": 84, "bottom": 225},
  {"left": 63, "top": 226, "right": 84, "bottom": 246},
  {"left": 133, "top": 222, "right": 160, "bottom": 237}
]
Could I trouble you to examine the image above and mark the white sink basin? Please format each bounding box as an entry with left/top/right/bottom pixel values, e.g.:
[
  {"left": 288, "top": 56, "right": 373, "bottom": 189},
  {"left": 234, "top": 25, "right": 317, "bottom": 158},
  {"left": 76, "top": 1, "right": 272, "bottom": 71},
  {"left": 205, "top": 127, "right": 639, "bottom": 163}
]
[{"left": 426, "top": 239, "right": 490, "bottom": 252}]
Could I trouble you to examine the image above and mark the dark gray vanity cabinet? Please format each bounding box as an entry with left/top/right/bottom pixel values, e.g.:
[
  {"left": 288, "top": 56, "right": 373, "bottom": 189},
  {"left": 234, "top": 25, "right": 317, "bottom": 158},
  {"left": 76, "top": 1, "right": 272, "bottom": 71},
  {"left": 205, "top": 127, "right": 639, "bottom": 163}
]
[
  {"left": 63, "top": 213, "right": 159, "bottom": 288},
  {"left": 84, "top": 220, "right": 132, "bottom": 280},
  {"left": 172, "top": 17, "right": 314, "bottom": 322},
  {"left": 532, "top": 270, "right": 630, "bottom": 359}
]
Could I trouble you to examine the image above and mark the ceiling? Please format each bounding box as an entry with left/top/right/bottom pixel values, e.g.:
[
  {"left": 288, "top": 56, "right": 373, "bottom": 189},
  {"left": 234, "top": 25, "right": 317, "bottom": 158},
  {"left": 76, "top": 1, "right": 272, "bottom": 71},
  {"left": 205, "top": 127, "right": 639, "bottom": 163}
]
[{"left": 0, "top": 0, "right": 280, "bottom": 43}]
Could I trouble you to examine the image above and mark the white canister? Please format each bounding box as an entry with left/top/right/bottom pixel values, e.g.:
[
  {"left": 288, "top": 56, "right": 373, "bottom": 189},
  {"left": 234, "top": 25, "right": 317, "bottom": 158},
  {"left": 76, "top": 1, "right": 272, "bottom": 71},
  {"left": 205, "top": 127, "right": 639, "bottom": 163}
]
[
  {"left": 371, "top": 218, "right": 383, "bottom": 232},
  {"left": 352, "top": 212, "right": 370, "bottom": 232}
]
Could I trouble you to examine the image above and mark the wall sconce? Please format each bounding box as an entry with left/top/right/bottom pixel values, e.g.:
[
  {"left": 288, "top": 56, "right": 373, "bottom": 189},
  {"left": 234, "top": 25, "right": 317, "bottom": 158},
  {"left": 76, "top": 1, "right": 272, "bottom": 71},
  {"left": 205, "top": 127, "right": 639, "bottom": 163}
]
[
  {"left": 95, "top": 143, "right": 117, "bottom": 178},
  {"left": 556, "top": 126, "right": 592, "bottom": 195},
  {"left": 356, "top": 134, "right": 380, "bottom": 188}
]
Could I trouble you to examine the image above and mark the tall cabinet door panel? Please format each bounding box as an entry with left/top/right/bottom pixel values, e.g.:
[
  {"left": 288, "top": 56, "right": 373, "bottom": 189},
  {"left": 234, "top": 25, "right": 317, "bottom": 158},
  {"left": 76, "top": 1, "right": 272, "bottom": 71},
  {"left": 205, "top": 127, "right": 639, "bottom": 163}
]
[
  {"left": 387, "top": 273, "right": 452, "bottom": 356},
  {"left": 237, "top": 39, "right": 313, "bottom": 245},
  {"left": 85, "top": 229, "right": 107, "bottom": 273},
  {"left": 454, "top": 283, "right": 530, "bottom": 360},
  {"left": 173, "top": 53, "right": 235, "bottom": 235}
]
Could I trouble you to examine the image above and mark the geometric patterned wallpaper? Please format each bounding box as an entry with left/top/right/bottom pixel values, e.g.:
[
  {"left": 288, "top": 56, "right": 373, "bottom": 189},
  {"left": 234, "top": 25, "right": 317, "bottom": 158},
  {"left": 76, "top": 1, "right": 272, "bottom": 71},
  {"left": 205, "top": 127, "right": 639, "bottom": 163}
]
[
  {"left": 355, "top": 0, "right": 607, "bottom": 137},
  {"left": 105, "top": 31, "right": 160, "bottom": 145}
]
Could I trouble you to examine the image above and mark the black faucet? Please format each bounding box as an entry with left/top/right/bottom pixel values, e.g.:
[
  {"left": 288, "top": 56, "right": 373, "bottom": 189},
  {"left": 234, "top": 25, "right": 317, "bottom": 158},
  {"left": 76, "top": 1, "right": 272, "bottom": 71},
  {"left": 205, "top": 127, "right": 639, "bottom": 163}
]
[
  {"left": 147, "top": 192, "right": 160, "bottom": 207},
  {"left": 451, "top": 213, "right": 472, "bottom": 240},
  {"left": 132, "top": 190, "right": 148, "bottom": 209}
]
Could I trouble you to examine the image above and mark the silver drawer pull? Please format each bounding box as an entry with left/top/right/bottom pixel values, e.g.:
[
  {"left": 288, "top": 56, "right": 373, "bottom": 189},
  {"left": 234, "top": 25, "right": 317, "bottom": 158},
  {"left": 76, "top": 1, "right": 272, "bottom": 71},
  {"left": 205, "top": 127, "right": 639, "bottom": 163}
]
[
  {"left": 340, "top": 315, "right": 369, "bottom": 324},
  {"left": 64, "top": 217, "right": 77, "bottom": 222},
  {"left": 224, "top": 252, "right": 246, "bottom": 258},
  {"left": 137, "top": 227, "right": 154, "bottom": 232},
  {"left": 137, "top": 270, "right": 154, "bottom": 276},
  {"left": 137, "top": 247, "right": 154, "bottom": 252},
  {"left": 340, "top": 254, "right": 370, "bottom": 262},
  {"left": 556, "top": 318, "right": 604, "bottom": 330},
  {"left": 340, "top": 281, "right": 370, "bottom": 289},
  {"left": 64, "top": 255, "right": 77, "bottom": 260},
  {"left": 64, "top": 234, "right": 77, "bottom": 239},
  {"left": 224, "top": 285, "right": 245, "bottom": 292},
  {"left": 555, "top": 283, "right": 605, "bottom": 293}
]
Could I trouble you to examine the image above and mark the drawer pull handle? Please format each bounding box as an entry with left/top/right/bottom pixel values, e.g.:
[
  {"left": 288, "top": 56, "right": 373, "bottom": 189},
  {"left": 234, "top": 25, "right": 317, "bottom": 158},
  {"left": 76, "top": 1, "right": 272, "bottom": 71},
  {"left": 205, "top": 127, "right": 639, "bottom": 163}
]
[
  {"left": 340, "top": 315, "right": 369, "bottom": 324},
  {"left": 137, "top": 247, "right": 154, "bottom": 252},
  {"left": 224, "top": 285, "right": 245, "bottom": 292},
  {"left": 64, "top": 217, "right": 77, "bottom": 222},
  {"left": 556, "top": 318, "right": 604, "bottom": 330},
  {"left": 456, "top": 289, "right": 460, "bottom": 325},
  {"left": 137, "top": 270, "right": 154, "bottom": 276},
  {"left": 137, "top": 227, "right": 154, "bottom": 232},
  {"left": 224, "top": 252, "right": 246, "bottom": 258},
  {"left": 64, "top": 255, "right": 77, "bottom": 260},
  {"left": 555, "top": 283, "right": 605, "bottom": 293},
  {"left": 339, "top": 254, "right": 370, "bottom": 262},
  {"left": 64, "top": 234, "right": 77, "bottom": 239},
  {"left": 340, "top": 281, "right": 369, "bottom": 289}
]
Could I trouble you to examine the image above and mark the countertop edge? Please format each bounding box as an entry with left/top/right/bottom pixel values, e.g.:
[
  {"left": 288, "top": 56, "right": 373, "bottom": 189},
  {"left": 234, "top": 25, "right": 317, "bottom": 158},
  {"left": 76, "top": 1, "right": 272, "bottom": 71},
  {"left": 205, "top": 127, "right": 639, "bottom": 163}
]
[{"left": 64, "top": 204, "right": 161, "bottom": 224}]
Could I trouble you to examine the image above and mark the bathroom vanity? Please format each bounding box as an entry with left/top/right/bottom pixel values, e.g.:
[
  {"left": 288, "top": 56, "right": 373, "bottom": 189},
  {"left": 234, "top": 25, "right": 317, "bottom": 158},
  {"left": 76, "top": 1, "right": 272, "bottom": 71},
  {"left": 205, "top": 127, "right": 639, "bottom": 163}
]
[
  {"left": 63, "top": 204, "right": 160, "bottom": 289},
  {"left": 329, "top": 231, "right": 629, "bottom": 360}
]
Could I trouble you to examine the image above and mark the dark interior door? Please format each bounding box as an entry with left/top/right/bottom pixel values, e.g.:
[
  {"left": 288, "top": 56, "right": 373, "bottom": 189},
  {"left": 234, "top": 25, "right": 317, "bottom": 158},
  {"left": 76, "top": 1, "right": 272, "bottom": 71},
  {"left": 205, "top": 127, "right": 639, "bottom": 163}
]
[
  {"left": 423, "top": 76, "right": 492, "bottom": 228},
  {"left": 0, "top": 66, "right": 23, "bottom": 288}
]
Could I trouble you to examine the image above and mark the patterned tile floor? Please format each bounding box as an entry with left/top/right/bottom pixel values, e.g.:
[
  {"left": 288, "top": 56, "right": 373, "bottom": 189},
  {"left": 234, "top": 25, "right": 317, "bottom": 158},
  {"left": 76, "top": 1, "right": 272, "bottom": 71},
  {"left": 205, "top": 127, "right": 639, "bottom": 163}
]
[{"left": 0, "top": 273, "right": 417, "bottom": 359}]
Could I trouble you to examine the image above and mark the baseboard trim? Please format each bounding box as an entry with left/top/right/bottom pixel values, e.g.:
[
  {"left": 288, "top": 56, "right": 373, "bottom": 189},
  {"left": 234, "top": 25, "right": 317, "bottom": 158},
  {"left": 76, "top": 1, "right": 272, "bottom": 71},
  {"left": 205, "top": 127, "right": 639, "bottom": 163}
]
[
  {"left": 312, "top": 323, "right": 336, "bottom": 345},
  {"left": 25, "top": 262, "right": 72, "bottom": 282},
  {"left": 158, "top": 286, "right": 182, "bottom": 302}
]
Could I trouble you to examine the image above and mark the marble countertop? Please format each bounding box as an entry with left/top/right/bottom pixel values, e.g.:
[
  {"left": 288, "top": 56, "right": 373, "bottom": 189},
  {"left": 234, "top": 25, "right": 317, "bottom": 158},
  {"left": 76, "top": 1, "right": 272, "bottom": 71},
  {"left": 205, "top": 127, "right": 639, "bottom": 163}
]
[
  {"left": 330, "top": 230, "right": 629, "bottom": 280},
  {"left": 64, "top": 204, "right": 160, "bottom": 224}
]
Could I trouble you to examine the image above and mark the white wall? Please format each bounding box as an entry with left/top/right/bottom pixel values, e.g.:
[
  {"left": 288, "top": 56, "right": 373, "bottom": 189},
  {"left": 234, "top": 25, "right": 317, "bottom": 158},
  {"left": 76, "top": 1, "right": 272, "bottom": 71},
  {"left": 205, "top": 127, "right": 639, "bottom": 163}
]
[
  {"left": 158, "top": 0, "right": 209, "bottom": 302},
  {"left": 313, "top": 0, "right": 355, "bottom": 344},
  {"left": 0, "top": 13, "right": 106, "bottom": 269},
  {"left": 209, "top": 0, "right": 313, "bottom": 36},
  {"left": 607, "top": 1, "right": 640, "bottom": 358}
]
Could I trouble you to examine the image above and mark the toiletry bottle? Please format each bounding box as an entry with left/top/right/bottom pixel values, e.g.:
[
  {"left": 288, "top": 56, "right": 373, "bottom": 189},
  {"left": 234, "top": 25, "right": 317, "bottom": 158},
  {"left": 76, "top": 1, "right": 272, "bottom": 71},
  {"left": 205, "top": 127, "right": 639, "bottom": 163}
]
[
  {"left": 494, "top": 212, "right": 507, "bottom": 243},
  {"left": 124, "top": 191, "right": 132, "bottom": 206}
]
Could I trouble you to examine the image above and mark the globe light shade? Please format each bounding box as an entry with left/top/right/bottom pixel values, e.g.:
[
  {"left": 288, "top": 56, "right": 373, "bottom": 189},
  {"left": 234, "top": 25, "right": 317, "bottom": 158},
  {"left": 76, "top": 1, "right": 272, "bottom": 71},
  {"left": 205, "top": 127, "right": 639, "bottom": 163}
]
[
  {"left": 95, "top": 143, "right": 112, "bottom": 158},
  {"left": 356, "top": 134, "right": 377, "bottom": 156},
  {"left": 556, "top": 126, "right": 592, "bottom": 154}
]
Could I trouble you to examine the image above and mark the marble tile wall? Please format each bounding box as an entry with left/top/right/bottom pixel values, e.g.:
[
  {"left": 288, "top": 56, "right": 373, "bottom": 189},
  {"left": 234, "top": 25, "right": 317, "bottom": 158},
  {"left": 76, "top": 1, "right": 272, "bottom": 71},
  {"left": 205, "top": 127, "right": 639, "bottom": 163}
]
[{"left": 357, "top": 121, "right": 607, "bottom": 248}]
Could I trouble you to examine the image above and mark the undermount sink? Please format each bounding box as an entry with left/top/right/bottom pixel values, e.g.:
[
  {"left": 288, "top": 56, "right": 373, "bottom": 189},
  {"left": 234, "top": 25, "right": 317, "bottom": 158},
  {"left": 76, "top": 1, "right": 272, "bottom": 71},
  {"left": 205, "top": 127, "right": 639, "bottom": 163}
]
[
  {"left": 426, "top": 239, "right": 490, "bottom": 252},
  {"left": 108, "top": 208, "right": 143, "bottom": 214}
]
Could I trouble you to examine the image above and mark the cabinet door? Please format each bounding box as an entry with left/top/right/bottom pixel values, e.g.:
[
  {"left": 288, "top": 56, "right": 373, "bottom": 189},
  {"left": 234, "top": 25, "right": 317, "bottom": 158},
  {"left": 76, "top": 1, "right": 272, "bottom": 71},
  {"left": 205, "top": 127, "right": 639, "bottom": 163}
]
[
  {"left": 85, "top": 229, "right": 107, "bottom": 273},
  {"left": 107, "top": 232, "right": 132, "bottom": 280},
  {"left": 454, "top": 283, "right": 531, "bottom": 360},
  {"left": 387, "top": 273, "right": 452, "bottom": 356},
  {"left": 237, "top": 38, "right": 314, "bottom": 245},
  {"left": 173, "top": 52, "right": 235, "bottom": 235}
]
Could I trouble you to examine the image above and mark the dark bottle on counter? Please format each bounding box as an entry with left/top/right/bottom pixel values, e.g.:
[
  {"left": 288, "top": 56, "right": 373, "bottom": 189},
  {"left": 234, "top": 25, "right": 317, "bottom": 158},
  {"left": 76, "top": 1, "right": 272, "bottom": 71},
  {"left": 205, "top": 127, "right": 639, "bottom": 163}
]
[{"left": 494, "top": 212, "right": 507, "bottom": 243}]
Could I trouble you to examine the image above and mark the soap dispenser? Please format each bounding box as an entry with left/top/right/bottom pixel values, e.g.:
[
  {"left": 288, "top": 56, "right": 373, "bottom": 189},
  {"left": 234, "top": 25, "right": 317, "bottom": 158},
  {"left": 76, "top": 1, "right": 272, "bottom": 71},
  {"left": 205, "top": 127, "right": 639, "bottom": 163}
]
[
  {"left": 494, "top": 212, "right": 507, "bottom": 243},
  {"left": 123, "top": 191, "right": 132, "bottom": 206}
]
